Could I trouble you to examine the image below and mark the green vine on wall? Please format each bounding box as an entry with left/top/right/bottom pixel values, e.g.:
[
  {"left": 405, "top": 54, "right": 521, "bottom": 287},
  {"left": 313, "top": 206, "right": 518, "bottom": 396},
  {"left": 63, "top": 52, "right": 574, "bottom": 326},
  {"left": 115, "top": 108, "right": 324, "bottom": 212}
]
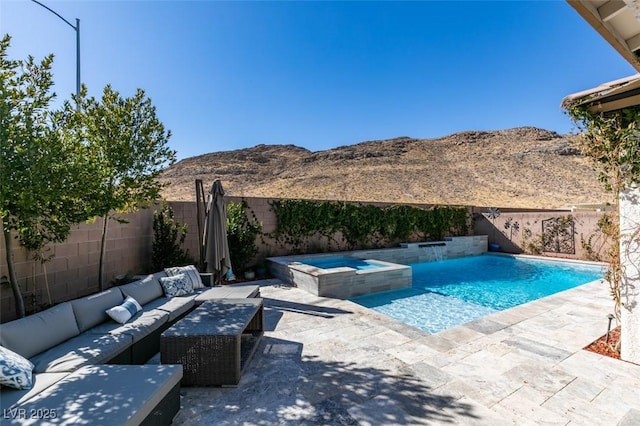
[
  {"left": 581, "top": 213, "right": 614, "bottom": 262},
  {"left": 566, "top": 104, "right": 640, "bottom": 322},
  {"left": 269, "top": 199, "right": 468, "bottom": 253},
  {"left": 227, "top": 199, "right": 262, "bottom": 274}
]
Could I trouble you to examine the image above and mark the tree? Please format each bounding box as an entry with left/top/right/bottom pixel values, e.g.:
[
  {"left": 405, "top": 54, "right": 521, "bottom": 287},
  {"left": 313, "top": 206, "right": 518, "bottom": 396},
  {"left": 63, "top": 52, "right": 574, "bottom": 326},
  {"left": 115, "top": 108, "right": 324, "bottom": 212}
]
[
  {"left": 74, "top": 85, "right": 176, "bottom": 290},
  {"left": 0, "top": 35, "right": 95, "bottom": 317},
  {"left": 151, "top": 200, "right": 193, "bottom": 271},
  {"left": 566, "top": 104, "right": 640, "bottom": 354}
]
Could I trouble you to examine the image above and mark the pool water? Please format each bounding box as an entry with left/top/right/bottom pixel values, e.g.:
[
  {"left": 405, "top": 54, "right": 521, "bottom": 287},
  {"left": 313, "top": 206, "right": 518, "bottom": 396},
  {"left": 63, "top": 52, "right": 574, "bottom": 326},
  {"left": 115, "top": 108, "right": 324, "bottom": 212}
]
[
  {"left": 301, "top": 256, "right": 385, "bottom": 271},
  {"left": 351, "top": 255, "right": 604, "bottom": 334}
]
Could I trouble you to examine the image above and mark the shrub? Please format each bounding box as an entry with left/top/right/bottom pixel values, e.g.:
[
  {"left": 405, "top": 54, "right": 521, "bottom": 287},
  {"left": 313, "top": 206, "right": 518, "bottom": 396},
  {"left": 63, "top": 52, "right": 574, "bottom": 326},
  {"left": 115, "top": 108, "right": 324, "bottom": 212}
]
[
  {"left": 152, "top": 201, "right": 194, "bottom": 270},
  {"left": 227, "top": 200, "right": 262, "bottom": 274}
]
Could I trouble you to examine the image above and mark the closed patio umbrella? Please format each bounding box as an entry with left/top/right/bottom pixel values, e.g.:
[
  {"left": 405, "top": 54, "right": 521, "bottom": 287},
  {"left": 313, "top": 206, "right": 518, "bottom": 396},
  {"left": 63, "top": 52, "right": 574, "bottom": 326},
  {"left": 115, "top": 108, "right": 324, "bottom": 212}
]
[{"left": 203, "top": 179, "right": 231, "bottom": 284}]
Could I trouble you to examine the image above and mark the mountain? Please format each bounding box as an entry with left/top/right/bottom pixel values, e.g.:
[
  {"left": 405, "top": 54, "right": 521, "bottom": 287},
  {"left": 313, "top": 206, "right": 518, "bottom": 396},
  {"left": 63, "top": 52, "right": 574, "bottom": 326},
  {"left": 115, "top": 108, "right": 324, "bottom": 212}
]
[{"left": 158, "top": 127, "right": 609, "bottom": 209}]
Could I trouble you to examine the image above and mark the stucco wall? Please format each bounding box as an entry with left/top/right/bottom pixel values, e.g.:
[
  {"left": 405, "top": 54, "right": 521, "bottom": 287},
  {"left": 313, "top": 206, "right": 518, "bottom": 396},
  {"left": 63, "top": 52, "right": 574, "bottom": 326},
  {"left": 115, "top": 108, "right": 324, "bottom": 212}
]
[
  {"left": 620, "top": 188, "right": 640, "bottom": 364},
  {"left": 472, "top": 208, "right": 610, "bottom": 261}
]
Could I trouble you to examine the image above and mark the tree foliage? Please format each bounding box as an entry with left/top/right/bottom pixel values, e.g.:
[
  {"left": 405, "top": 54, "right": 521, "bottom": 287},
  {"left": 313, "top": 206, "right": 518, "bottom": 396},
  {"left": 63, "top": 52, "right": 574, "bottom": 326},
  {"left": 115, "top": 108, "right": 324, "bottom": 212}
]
[
  {"left": 567, "top": 105, "right": 640, "bottom": 193},
  {"left": 0, "top": 35, "right": 94, "bottom": 317},
  {"left": 566, "top": 104, "right": 640, "bottom": 321},
  {"left": 71, "top": 85, "right": 176, "bottom": 290}
]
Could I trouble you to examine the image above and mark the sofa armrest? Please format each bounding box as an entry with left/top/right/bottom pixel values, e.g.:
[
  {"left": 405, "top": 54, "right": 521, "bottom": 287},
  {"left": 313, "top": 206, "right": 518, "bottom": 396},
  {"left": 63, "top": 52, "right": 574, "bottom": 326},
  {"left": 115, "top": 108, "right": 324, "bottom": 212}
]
[{"left": 5, "top": 365, "right": 183, "bottom": 425}]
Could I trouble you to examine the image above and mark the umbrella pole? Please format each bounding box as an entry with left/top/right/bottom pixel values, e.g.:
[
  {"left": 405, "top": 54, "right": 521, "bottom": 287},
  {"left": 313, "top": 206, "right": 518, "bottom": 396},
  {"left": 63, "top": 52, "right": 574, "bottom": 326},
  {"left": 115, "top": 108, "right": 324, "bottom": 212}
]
[{"left": 195, "top": 179, "right": 206, "bottom": 270}]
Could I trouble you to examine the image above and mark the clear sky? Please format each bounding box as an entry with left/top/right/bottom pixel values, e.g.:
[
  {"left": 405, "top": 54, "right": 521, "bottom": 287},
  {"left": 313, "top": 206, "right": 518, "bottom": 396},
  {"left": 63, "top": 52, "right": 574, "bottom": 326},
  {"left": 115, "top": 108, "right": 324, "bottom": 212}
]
[{"left": 1, "top": 0, "right": 635, "bottom": 160}]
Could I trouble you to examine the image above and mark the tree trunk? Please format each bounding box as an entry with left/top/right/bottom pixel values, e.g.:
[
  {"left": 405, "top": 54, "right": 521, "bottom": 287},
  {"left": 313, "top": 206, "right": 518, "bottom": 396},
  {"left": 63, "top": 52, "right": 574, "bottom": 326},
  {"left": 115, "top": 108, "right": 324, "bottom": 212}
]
[
  {"left": 98, "top": 214, "right": 109, "bottom": 291},
  {"left": 1, "top": 218, "right": 26, "bottom": 318}
]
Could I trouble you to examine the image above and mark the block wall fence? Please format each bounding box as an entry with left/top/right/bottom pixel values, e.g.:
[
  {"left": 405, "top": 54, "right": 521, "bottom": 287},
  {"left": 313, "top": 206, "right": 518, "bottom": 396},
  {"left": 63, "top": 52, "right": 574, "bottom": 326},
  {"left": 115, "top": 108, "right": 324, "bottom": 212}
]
[
  {"left": 1, "top": 196, "right": 609, "bottom": 322},
  {"left": 472, "top": 208, "right": 609, "bottom": 261},
  {"left": 0, "top": 210, "right": 154, "bottom": 322}
]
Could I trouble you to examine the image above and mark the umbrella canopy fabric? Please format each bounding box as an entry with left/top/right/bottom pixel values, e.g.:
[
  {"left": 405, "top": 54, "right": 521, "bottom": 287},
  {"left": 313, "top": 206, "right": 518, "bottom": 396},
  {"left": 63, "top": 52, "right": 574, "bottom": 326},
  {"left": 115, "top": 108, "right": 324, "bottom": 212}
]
[{"left": 203, "top": 180, "right": 231, "bottom": 281}]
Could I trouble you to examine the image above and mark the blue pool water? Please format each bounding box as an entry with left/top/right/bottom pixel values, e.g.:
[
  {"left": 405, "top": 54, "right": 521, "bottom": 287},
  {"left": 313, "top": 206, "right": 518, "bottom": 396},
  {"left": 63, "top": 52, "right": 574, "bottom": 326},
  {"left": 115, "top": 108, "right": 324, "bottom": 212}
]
[
  {"left": 351, "top": 255, "right": 604, "bottom": 334},
  {"left": 301, "top": 256, "right": 384, "bottom": 271}
]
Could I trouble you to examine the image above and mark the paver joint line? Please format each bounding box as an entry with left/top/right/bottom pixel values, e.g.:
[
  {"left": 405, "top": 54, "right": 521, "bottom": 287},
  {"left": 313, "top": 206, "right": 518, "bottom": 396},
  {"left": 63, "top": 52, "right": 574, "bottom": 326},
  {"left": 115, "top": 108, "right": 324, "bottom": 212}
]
[{"left": 171, "top": 280, "right": 639, "bottom": 426}]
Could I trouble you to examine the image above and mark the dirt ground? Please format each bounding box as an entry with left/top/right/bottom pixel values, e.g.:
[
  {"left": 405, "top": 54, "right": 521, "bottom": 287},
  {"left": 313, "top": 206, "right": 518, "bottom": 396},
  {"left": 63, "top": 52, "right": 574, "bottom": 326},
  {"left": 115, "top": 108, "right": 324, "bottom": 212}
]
[{"left": 585, "top": 326, "right": 621, "bottom": 360}]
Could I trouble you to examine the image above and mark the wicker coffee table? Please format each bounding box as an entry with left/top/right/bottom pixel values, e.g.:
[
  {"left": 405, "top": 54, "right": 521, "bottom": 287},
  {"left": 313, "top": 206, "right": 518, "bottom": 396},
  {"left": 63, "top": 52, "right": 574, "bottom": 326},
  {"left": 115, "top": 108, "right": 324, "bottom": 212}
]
[{"left": 160, "top": 298, "right": 264, "bottom": 386}]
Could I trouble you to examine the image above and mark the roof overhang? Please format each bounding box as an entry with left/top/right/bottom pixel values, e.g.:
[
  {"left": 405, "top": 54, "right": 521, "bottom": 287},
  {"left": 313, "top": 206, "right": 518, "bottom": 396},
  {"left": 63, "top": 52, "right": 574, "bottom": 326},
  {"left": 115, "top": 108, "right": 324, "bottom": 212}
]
[
  {"left": 567, "top": 0, "right": 640, "bottom": 72},
  {"left": 561, "top": 73, "right": 640, "bottom": 111},
  {"left": 564, "top": 1, "right": 640, "bottom": 110}
]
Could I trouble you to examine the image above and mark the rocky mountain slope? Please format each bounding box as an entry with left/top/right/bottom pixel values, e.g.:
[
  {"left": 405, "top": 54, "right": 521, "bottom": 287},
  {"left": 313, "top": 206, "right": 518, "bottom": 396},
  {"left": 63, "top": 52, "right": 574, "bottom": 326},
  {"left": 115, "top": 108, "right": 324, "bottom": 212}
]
[{"left": 159, "top": 127, "right": 609, "bottom": 209}]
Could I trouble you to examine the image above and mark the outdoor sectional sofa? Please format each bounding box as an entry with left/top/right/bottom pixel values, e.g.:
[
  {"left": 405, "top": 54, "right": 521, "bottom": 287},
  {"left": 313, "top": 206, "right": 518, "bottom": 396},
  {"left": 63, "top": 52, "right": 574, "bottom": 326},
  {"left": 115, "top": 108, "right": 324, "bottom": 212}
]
[{"left": 0, "top": 269, "right": 260, "bottom": 425}]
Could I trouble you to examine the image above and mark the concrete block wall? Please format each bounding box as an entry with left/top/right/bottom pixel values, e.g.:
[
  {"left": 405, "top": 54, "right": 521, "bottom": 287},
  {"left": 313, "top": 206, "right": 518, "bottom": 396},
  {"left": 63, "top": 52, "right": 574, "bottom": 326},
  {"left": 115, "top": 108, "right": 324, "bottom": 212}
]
[
  {"left": 167, "top": 196, "right": 280, "bottom": 268},
  {"left": 164, "top": 201, "right": 200, "bottom": 264},
  {"left": 0, "top": 195, "right": 610, "bottom": 323},
  {"left": 0, "top": 210, "right": 154, "bottom": 322},
  {"left": 173, "top": 198, "right": 610, "bottom": 265}
]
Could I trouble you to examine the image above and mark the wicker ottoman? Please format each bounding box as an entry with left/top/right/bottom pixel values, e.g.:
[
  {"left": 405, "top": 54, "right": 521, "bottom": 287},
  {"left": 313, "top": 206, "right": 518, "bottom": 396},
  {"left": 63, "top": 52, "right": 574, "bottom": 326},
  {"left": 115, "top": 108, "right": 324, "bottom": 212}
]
[{"left": 160, "top": 298, "right": 264, "bottom": 386}]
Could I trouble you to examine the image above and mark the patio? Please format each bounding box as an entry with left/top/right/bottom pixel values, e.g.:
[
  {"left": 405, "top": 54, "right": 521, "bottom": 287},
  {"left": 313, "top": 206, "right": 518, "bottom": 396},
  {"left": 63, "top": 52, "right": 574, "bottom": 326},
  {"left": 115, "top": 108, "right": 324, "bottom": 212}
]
[{"left": 170, "top": 278, "right": 640, "bottom": 425}]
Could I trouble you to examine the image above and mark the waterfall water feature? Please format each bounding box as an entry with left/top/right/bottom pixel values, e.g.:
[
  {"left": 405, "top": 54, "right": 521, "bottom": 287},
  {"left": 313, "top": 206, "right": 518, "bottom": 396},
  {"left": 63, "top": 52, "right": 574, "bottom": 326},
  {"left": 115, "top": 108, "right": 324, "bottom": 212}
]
[
  {"left": 429, "top": 245, "right": 445, "bottom": 261},
  {"left": 418, "top": 242, "right": 446, "bottom": 261}
]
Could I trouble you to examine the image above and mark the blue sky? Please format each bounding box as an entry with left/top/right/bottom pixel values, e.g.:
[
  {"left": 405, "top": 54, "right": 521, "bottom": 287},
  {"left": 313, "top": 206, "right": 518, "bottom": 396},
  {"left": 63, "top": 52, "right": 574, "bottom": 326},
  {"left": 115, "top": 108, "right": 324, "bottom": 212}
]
[{"left": 1, "top": 1, "right": 635, "bottom": 160}]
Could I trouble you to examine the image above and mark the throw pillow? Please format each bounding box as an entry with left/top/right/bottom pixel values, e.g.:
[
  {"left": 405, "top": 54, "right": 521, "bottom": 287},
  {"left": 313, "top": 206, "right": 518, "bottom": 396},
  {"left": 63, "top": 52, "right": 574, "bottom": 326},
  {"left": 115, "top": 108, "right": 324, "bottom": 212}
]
[
  {"left": 164, "top": 265, "right": 204, "bottom": 289},
  {"left": 159, "top": 273, "right": 194, "bottom": 297},
  {"left": 0, "top": 345, "right": 34, "bottom": 390},
  {"left": 105, "top": 296, "right": 143, "bottom": 324}
]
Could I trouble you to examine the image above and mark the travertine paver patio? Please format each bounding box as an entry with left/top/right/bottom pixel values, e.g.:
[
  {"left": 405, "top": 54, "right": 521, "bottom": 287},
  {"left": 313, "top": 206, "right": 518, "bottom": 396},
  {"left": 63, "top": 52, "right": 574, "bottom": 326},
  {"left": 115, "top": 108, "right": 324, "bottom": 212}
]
[{"left": 172, "top": 278, "right": 640, "bottom": 425}]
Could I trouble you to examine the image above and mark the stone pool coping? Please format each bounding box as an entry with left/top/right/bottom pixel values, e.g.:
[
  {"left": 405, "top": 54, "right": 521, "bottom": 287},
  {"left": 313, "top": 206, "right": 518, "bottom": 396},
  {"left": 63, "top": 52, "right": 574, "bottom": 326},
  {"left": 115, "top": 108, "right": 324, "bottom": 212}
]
[
  {"left": 287, "top": 258, "right": 406, "bottom": 276},
  {"left": 277, "top": 255, "right": 412, "bottom": 299}
]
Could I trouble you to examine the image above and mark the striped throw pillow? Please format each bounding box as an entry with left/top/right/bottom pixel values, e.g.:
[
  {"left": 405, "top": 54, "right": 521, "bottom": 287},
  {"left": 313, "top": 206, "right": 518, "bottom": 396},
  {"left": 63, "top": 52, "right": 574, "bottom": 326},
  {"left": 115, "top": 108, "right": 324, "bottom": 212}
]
[
  {"left": 106, "top": 296, "right": 143, "bottom": 324},
  {"left": 164, "top": 265, "right": 204, "bottom": 289}
]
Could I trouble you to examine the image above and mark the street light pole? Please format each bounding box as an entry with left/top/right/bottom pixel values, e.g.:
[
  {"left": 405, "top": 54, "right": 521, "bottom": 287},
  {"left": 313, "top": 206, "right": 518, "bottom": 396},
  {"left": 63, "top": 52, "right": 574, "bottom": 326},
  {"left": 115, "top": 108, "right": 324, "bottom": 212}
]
[
  {"left": 30, "top": 0, "right": 80, "bottom": 99},
  {"left": 75, "top": 18, "right": 80, "bottom": 98}
]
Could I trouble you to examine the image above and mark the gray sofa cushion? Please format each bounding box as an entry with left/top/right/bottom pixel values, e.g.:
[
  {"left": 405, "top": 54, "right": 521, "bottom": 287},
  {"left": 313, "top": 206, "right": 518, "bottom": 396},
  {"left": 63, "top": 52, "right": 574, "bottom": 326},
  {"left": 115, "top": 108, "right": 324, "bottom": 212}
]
[
  {"left": 88, "top": 309, "right": 169, "bottom": 343},
  {"left": 0, "top": 302, "right": 80, "bottom": 359},
  {"left": 0, "top": 371, "right": 71, "bottom": 410},
  {"left": 120, "top": 273, "right": 165, "bottom": 306},
  {"left": 142, "top": 295, "right": 196, "bottom": 322},
  {"left": 71, "top": 288, "right": 125, "bottom": 332},
  {"left": 5, "top": 364, "right": 183, "bottom": 426},
  {"left": 29, "top": 332, "right": 133, "bottom": 373}
]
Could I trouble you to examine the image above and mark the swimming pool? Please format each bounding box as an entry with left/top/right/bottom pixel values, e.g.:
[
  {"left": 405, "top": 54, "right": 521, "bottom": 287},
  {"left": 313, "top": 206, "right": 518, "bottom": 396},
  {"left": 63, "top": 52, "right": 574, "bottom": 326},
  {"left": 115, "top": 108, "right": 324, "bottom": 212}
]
[{"left": 351, "top": 254, "right": 605, "bottom": 334}]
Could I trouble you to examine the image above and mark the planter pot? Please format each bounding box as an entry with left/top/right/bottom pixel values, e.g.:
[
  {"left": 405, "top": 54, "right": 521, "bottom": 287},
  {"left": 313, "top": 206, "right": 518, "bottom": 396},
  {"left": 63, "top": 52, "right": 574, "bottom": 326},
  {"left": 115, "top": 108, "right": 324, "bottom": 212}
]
[
  {"left": 489, "top": 243, "right": 501, "bottom": 252},
  {"left": 244, "top": 271, "right": 255, "bottom": 280}
]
